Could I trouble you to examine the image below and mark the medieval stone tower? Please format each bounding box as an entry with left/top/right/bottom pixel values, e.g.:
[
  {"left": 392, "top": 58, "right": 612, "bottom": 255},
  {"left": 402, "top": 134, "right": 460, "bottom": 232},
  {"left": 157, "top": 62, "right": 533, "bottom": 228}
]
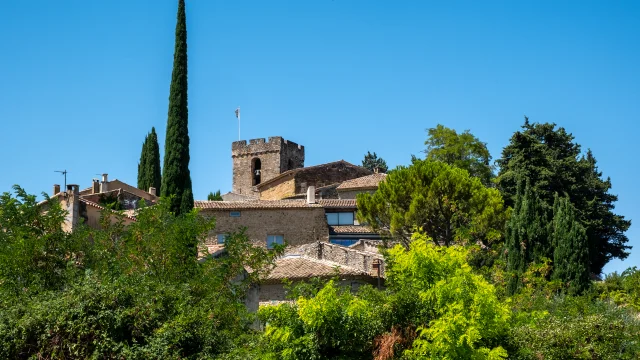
[{"left": 231, "top": 136, "right": 305, "bottom": 195}]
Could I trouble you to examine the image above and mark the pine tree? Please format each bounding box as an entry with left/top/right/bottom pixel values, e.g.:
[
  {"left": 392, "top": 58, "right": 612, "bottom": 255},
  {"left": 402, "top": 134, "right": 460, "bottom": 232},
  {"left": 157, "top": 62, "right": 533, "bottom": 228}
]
[
  {"left": 137, "top": 127, "right": 162, "bottom": 194},
  {"left": 552, "top": 195, "right": 590, "bottom": 294},
  {"left": 362, "top": 151, "right": 388, "bottom": 173},
  {"left": 505, "top": 179, "right": 549, "bottom": 295},
  {"left": 161, "top": 0, "right": 193, "bottom": 215},
  {"left": 207, "top": 190, "right": 222, "bottom": 201}
]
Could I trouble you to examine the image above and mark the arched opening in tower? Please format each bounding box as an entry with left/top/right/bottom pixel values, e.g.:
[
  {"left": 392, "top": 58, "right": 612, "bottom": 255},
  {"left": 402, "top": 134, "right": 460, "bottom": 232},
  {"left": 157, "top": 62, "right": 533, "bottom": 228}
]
[
  {"left": 252, "top": 158, "right": 262, "bottom": 186},
  {"left": 287, "top": 159, "right": 294, "bottom": 171}
]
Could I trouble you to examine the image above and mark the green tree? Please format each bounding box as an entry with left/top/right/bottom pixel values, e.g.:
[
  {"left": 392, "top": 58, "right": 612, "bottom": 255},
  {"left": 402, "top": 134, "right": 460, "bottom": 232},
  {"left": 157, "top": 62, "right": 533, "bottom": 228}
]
[
  {"left": 207, "top": 190, "right": 222, "bottom": 201},
  {"left": 137, "top": 127, "right": 162, "bottom": 194},
  {"left": 424, "top": 124, "right": 494, "bottom": 186},
  {"left": 504, "top": 179, "right": 549, "bottom": 295},
  {"left": 357, "top": 159, "right": 506, "bottom": 248},
  {"left": 161, "top": 0, "right": 194, "bottom": 216},
  {"left": 362, "top": 151, "right": 388, "bottom": 173},
  {"left": 496, "top": 117, "right": 630, "bottom": 274},
  {"left": 552, "top": 195, "right": 590, "bottom": 295}
]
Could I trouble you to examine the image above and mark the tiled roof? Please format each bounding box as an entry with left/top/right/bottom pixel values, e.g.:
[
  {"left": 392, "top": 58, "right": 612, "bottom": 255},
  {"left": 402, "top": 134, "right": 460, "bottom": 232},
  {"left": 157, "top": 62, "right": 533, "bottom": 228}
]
[
  {"left": 198, "top": 244, "right": 226, "bottom": 260},
  {"left": 80, "top": 198, "right": 137, "bottom": 221},
  {"left": 262, "top": 255, "right": 368, "bottom": 283},
  {"left": 256, "top": 160, "right": 363, "bottom": 189},
  {"left": 195, "top": 199, "right": 323, "bottom": 210},
  {"left": 329, "top": 225, "right": 376, "bottom": 234},
  {"left": 318, "top": 199, "right": 357, "bottom": 208},
  {"left": 337, "top": 173, "right": 387, "bottom": 191}
]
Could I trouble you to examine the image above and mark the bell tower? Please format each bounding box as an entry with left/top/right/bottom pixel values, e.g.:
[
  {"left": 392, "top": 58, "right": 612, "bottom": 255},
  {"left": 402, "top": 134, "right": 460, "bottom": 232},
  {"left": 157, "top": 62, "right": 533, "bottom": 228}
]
[{"left": 231, "top": 136, "right": 304, "bottom": 196}]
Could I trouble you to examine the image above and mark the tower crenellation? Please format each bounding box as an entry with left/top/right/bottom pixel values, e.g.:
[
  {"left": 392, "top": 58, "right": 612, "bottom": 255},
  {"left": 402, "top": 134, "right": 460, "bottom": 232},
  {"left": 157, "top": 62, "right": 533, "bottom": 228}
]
[{"left": 232, "top": 136, "right": 304, "bottom": 195}]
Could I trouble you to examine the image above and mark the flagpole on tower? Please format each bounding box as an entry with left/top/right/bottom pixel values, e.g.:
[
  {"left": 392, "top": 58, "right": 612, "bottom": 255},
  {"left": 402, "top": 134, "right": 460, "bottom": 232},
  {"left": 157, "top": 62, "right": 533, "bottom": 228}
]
[{"left": 235, "top": 107, "right": 241, "bottom": 140}]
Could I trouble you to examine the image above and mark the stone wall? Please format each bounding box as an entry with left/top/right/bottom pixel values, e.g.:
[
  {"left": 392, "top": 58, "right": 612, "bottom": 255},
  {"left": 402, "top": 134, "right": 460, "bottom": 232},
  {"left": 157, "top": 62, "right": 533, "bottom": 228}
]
[
  {"left": 231, "top": 137, "right": 305, "bottom": 196},
  {"left": 201, "top": 207, "right": 328, "bottom": 247},
  {"left": 259, "top": 177, "right": 296, "bottom": 200},
  {"left": 337, "top": 189, "right": 375, "bottom": 200},
  {"left": 295, "top": 241, "right": 385, "bottom": 277},
  {"left": 293, "top": 163, "right": 372, "bottom": 195}
]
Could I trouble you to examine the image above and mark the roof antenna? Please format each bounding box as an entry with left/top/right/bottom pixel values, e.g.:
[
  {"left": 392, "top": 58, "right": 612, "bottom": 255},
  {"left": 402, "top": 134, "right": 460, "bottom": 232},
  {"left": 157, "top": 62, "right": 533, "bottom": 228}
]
[{"left": 54, "top": 170, "right": 68, "bottom": 189}]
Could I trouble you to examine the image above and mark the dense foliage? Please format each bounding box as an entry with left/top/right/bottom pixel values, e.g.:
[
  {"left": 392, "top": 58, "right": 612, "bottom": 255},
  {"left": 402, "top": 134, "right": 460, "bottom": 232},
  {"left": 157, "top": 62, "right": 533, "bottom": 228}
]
[
  {"left": 138, "top": 126, "right": 162, "bottom": 194},
  {"left": 0, "top": 187, "right": 280, "bottom": 359},
  {"left": 496, "top": 118, "right": 630, "bottom": 275},
  {"left": 208, "top": 190, "right": 223, "bottom": 201},
  {"left": 357, "top": 159, "right": 506, "bottom": 247},
  {"left": 424, "top": 124, "right": 494, "bottom": 186},
  {"left": 362, "top": 151, "right": 388, "bottom": 173},
  {"left": 161, "top": 0, "right": 194, "bottom": 216}
]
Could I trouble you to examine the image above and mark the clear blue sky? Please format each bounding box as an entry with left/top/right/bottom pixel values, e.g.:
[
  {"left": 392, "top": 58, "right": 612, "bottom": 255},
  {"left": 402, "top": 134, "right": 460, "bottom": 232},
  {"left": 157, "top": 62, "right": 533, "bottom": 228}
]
[{"left": 1, "top": 0, "right": 638, "bottom": 273}]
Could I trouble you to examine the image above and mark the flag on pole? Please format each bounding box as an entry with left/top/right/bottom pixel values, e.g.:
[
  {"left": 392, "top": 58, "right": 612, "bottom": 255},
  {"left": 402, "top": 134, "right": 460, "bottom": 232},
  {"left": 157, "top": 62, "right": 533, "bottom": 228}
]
[{"left": 235, "top": 107, "right": 240, "bottom": 119}]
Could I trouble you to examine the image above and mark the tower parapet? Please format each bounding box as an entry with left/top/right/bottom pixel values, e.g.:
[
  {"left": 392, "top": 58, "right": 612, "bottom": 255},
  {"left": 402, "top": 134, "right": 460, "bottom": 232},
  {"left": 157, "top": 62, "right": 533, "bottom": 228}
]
[{"left": 232, "top": 136, "right": 304, "bottom": 195}]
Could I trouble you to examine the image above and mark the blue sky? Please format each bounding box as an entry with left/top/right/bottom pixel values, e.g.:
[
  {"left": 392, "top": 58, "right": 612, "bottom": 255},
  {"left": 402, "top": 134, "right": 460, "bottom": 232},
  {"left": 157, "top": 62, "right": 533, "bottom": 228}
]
[{"left": 1, "top": 0, "right": 638, "bottom": 273}]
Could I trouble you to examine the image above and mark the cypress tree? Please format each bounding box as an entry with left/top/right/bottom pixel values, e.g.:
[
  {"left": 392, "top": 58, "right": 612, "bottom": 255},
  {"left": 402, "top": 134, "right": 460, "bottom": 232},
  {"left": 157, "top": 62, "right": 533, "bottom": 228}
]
[
  {"left": 137, "top": 127, "right": 162, "bottom": 194},
  {"left": 505, "top": 178, "right": 549, "bottom": 295},
  {"left": 161, "top": 0, "right": 194, "bottom": 215},
  {"left": 552, "top": 195, "right": 590, "bottom": 294}
]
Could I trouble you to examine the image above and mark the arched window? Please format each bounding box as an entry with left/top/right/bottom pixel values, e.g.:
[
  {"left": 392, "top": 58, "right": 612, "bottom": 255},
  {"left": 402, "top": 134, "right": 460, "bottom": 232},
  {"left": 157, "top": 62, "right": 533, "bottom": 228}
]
[{"left": 252, "top": 158, "right": 262, "bottom": 185}]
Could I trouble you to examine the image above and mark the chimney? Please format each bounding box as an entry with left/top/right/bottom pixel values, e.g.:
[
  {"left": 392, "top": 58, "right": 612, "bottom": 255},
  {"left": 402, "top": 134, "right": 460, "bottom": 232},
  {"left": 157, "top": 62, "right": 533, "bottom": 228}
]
[
  {"left": 92, "top": 179, "right": 100, "bottom": 194},
  {"left": 373, "top": 167, "right": 379, "bottom": 174},
  {"left": 149, "top": 187, "right": 156, "bottom": 196},
  {"left": 67, "top": 184, "right": 79, "bottom": 196},
  {"left": 100, "top": 173, "right": 108, "bottom": 193},
  {"left": 306, "top": 185, "right": 316, "bottom": 204},
  {"left": 53, "top": 184, "right": 60, "bottom": 195}
]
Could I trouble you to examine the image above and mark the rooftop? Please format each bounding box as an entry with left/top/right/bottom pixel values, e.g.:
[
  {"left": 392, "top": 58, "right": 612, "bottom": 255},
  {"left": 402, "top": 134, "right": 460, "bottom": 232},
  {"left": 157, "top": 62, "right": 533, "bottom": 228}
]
[
  {"left": 318, "top": 199, "right": 357, "bottom": 209},
  {"left": 255, "top": 160, "right": 363, "bottom": 189},
  {"left": 195, "top": 199, "right": 323, "bottom": 210},
  {"left": 262, "top": 255, "right": 369, "bottom": 283},
  {"left": 336, "top": 173, "right": 387, "bottom": 191},
  {"left": 329, "top": 225, "right": 376, "bottom": 234}
]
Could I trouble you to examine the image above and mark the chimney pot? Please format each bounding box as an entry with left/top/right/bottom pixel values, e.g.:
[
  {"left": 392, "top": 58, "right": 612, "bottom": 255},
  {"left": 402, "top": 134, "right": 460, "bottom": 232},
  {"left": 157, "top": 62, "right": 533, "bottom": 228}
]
[
  {"left": 149, "top": 187, "right": 156, "bottom": 196},
  {"left": 53, "top": 184, "right": 60, "bottom": 195},
  {"left": 100, "top": 174, "right": 109, "bottom": 193},
  {"left": 306, "top": 185, "right": 316, "bottom": 204},
  {"left": 67, "top": 184, "right": 79, "bottom": 196},
  {"left": 92, "top": 179, "right": 100, "bottom": 194}
]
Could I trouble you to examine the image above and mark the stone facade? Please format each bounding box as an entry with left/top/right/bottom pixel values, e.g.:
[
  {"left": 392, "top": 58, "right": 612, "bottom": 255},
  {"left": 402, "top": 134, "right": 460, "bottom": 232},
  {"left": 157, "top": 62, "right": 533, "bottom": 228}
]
[
  {"left": 294, "top": 241, "right": 385, "bottom": 278},
  {"left": 231, "top": 137, "right": 304, "bottom": 196},
  {"left": 257, "top": 161, "right": 372, "bottom": 200},
  {"left": 200, "top": 207, "right": 329, "bottom": 248}
]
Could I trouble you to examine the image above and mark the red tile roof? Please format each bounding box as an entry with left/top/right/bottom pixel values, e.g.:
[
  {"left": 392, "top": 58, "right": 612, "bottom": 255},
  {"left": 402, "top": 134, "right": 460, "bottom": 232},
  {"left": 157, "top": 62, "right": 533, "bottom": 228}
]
[
  {"left": 195, "top": 199, "right": 323, "bottom": 210},
  {"left": 80, "top": 198, "right": 137, "bottom": 221},
  {"left": 255, "top": 160, "right": 365, "bottom": 189},
  {"left": 318, "top": 199, "right": 357, "bottom": 208},
  {"left": 329, "top": 225, "right": 376, "bottom": 234},
  {"left": 262, "top": 255, "right": 369, "bottom": 283},
  {"left": 337, "top": 173, "right": 387, "bottom": 191}
]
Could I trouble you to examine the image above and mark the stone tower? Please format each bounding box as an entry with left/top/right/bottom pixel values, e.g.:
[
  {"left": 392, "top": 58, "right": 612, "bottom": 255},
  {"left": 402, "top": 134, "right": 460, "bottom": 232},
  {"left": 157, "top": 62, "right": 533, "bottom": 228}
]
[{"left": 232, "top": 136, "right": 305, "bottom": 195}]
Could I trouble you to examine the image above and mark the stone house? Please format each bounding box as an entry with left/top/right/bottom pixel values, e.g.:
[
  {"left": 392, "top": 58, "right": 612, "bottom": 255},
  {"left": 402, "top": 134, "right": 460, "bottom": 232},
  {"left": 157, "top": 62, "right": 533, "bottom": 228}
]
[{"left": 42, "top": 174, "right": 158, "bottom": 231}]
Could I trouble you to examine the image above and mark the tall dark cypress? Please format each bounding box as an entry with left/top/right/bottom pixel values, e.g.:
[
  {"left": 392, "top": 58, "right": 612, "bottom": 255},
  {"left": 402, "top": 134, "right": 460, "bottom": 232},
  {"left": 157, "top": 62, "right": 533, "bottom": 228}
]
[
  {"left": 552, "top": 195, "right": 590, "bottom": 294},
  {"left": 161, "top": 0, "right": 193, "bottom": 215},
  {"left": 138, "top": 127, "right": 162, "bottom": 194}
]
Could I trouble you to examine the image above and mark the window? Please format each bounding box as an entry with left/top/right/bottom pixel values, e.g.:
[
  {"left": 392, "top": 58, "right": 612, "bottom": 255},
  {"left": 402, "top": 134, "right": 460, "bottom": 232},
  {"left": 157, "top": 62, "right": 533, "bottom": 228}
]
[
  {"left": 230, "top": 211, "right": 241, "bottom": 217},
  {"left": 252, "top": 158, "right": 262, "bottom": 185},
  {"left": 267, "top": 235, "right": 284, "bottom": 249},
  {"left": 217, "top": 234, "right": 228, "bottom": 244},
  {"left": 330, "top": 238, "right": 359, "bottom": 247},
  {"left": 326, "top": 212, "right": 355, "bottom": 225}
]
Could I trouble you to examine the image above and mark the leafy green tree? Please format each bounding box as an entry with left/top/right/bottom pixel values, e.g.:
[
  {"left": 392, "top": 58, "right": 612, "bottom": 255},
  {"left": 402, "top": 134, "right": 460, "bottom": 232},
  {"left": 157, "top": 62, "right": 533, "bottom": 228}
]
[
  {"left": 424, "top": 124, "right": 494, "bottom": 186},
  {"left": 496, "top": 118, "right": 630, "bottom": 275},
  {"left": 207, "top": 190, "right": 223, "bottom": 201},
  {"left": 137, "top": 127, "right": 162, "bottom": 194},
  {"left": 362, "top": 151, "right": 388, "bottom": 173},
  {"left": 552, "top": 195, "right": 590, "bottom": 295},
  {"left": 504, "top": 180, "right": 549, "bottom": 295},
  {"left": 161, "top": 0, "right": 194, "bottom": 216},
  {"left": 357, "top": 159, "right": 506, "bottom": 247}
]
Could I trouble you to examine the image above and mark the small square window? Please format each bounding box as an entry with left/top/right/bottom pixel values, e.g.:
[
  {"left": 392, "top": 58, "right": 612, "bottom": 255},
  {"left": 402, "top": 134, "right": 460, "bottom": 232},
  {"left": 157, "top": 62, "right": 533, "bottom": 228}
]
[
  {"left": 230, "top": 211, "right": 241, "bottom": 217},
  {"left": 267, "top": 235, "right": 284, "bottom": 249},
  {"left": 217, "top": 234, "right": 228, "bottom": 244}
]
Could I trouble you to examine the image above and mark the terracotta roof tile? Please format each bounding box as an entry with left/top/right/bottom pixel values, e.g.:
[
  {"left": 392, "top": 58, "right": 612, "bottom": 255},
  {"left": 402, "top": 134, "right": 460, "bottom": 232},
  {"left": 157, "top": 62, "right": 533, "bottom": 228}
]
[
  {"left": 337, "top": 173, "right": 387, "bottom": 191},
  {"left": 329, "top": 225, "right": 376, "bottom": 234},
  {"left": 318, "top": 199, "right": 357, "bottom": 208},
  {"left": 195, "top": 199, "right": 323, "bottom": 210},
  {"left": 256, "top": 160, "right": 364, "bottom": 189},
  {"left": 262, "top": 255, "right": 368, "bottom": 282}
]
